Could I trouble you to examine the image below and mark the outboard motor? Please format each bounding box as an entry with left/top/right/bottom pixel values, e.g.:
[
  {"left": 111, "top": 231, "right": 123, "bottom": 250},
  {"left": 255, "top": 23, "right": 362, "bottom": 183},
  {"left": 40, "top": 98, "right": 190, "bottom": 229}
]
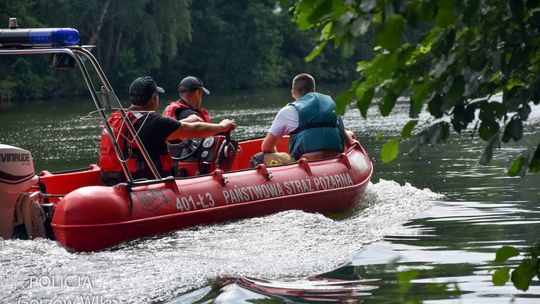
[{"left": 0, "top": 144, "right": 42, "bottom": 239}]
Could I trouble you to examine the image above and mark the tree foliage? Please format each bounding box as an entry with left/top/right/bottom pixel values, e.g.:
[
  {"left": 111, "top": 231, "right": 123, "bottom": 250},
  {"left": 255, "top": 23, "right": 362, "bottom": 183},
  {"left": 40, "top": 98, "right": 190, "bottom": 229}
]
[
  {"left": 282, "top": 0, "right": 540, "bottom": 293},
  {"left": 492, "top": 245, "right": 539, "bottom": 291},
  {"left": 0, "top": 0, "right": 359, "bottom": 100},
  {"left": 283, "top": 0, "right": 540, "bottom": 173}
]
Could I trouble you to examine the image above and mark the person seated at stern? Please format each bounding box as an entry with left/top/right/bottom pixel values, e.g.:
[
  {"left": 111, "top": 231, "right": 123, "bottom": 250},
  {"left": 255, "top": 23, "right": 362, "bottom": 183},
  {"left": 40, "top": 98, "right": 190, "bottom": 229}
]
[
  {"left": 99, "top": 76, "right": 236, "bottom": 186},
  {"left": 251, "top": 73, "right": 354, "bottom": 167}
]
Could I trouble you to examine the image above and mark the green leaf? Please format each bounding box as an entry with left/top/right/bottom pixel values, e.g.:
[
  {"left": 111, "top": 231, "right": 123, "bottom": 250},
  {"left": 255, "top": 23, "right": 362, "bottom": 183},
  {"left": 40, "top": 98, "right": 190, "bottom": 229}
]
[
  {"left": 306, "top": 40, "right": 328, "bottom": 62},
  {"left": 375, "top": 15, "right": 404, "bottom": 51},
  {"left": 376, "top": 132, "right": 384, "bottom": 141},
  {"left": 511, "top": 263, "right": 536, "bottom": 291},
  {"left": 502, "top": 117, "right": 523, "bottom": 143},
  {"left": 350, "top": 17, "right": 371, "bottom": 36},
  {"left": 340, "top": 33, "right": 356, "bottom": 58},
  {"left": 320, "top": 21, "right": 333, "bottom": 40},
  {"left": 426, "top": 282, "right": 453, "bottom": 293},
  {"left": 401, "top": 120, "right": 419, "bottom": 139},
  {"left": 412, "top": 81, "right": 429, "bottom": 115},
  {"left": 379, "top": 92, "right": 397, "bottom": 116},
  {"left": 335, "top": 88, "right": 354, "bottom": 115},
  {"left": 508, "top": 156, "right": 528, "bottom": 177},
  {"left": 506, "top": 78, "right": 526, "bottom": 91},
  {"left": 479, "top": 102, "right": 506, "bottom": 121},
  {"left": 365, "top": 51, "right": 399, "bottom": 80},
  {"left": 503, "top": 87, "right": 525, "bottom": 112},
  {"left": 492, "top": 267, "right": 511, "bottom": 286},
  {"left": 435, "top": 0, "right": 457, "bottom": 27},
  {"left": 356, "top": 85, "right": 374, "bottom": 118},
  {"left": 451, "top": 104, "right": 468, "bottom": 133},
  {"left": 428, "top": 94, "right": 444, "bottom": 118},
  {"left": 381, "top": 139, "right": 400, "bottom": 163},
  {"left": 404, "top": 1, "right": 419, "bottom": 27},
  {"left": 518, "top": 104, "right": 531, "bottom": 120},
  {"left": 293, "top": 0, "right": 316, "bottom": 30},
  {"left": 397, "top": 269, "right": 419, "bottom": 293},
  {"left": 495, "top": 246, "right": 520, "bottom": 263},
  {"left": 479, "top": 120, "right": 500, "bottom": 141},
  {"left": 356, "top": 61, "right": 370, "bottom": 72},
  {"left": 397, "top": 44, "right": 415, "bottom": 66},
  {"left": 448, "top": 76, "right": 465, "bottom": 104},
  {"left": 307, "top": 0, "right": 333, "bottom": 24},
  {"left": 529, "top": 143, "right": 540, "bottom": 173}
]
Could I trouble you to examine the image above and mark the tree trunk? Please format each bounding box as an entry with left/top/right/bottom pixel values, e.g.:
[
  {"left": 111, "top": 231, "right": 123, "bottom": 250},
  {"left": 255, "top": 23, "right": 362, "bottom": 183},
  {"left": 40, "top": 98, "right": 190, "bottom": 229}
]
[{"left": 88, "top": 0, "right": 112, "bottom": 45}]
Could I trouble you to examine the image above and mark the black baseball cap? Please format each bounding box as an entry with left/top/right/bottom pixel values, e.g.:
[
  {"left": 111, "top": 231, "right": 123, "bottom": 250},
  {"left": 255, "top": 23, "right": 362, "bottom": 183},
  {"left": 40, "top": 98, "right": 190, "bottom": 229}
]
[
  {"left": 129, "top": 76, "right": 165, "bottom": 103},
  {"left": 178, "top": 76, "right": 210, "bottom": 95}
]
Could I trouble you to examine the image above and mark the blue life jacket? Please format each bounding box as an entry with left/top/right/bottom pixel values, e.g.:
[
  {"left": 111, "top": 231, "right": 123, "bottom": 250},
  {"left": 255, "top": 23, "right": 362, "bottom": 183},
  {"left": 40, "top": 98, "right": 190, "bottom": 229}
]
[{"left": 288, "top": 92, "right": 344, "bottom": 159}]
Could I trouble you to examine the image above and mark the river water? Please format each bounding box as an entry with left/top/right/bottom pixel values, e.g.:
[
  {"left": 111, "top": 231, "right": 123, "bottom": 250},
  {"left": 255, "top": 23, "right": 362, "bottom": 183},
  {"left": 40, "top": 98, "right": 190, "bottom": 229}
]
[{"left": 0, "top": 87, "right": 539, "bottom": 303}]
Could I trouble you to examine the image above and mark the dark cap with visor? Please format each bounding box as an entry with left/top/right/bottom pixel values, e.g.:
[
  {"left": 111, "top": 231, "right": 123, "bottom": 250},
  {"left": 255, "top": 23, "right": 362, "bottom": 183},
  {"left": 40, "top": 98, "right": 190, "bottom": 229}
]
[
  {"left": 129, "top": 76, "right": 164, "bottom": 103},
  {"left": 178, "top": 76, "right": 210, "bottom": 95}
]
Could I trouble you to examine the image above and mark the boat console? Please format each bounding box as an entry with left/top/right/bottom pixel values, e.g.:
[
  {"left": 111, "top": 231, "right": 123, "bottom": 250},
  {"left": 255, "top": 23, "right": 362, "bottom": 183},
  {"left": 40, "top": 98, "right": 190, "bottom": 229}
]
[{"left": 170, "top": 135, "right": 238, "bottom": 177}]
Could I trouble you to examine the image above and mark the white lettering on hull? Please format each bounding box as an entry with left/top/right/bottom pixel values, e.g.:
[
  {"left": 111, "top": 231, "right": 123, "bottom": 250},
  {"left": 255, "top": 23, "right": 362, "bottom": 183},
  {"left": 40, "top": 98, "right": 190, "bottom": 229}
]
[{"left": 222, "top": 173, "right": 354, "bottom": 205}]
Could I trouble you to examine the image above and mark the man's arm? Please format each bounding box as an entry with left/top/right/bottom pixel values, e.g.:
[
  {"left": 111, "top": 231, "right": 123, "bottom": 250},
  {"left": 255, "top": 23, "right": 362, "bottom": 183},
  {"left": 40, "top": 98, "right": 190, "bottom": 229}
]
[
  {"left": 342, "top": 129, "right": 355, "bottom": 146},
  {"left": 261, "top": 106, "right": 298, "bottom": 153},
  {"left": 167, "top": 119, "right": 236, "bottom": 141},
  {"left": 180, "top": 114, "right": 204, "bottom": 123},
  {"left": 261, "top": 133, "right": 280, "bottom": 153}
]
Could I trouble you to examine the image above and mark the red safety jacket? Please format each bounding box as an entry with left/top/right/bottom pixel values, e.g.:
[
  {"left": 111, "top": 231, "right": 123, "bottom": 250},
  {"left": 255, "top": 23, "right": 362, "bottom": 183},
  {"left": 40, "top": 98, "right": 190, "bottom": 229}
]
[
  {"left": 163, "top": 100, "right": 211, "bottom": 122},
  {"left": 98, "top": 111, "right": 173, "bottom": 184}
]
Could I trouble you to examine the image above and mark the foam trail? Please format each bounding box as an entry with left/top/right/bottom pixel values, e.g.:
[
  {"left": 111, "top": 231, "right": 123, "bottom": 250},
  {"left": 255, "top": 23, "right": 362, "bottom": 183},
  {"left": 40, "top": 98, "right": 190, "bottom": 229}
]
[{"left": 1, "top": 179, "right": 441, "bottom": 303}]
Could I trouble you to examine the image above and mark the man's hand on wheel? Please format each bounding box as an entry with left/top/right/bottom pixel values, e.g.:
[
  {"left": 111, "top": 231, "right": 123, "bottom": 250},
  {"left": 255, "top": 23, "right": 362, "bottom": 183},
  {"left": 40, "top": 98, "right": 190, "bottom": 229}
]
[{"left": 219, "top": 119, "right": 236, "bottom": 132}]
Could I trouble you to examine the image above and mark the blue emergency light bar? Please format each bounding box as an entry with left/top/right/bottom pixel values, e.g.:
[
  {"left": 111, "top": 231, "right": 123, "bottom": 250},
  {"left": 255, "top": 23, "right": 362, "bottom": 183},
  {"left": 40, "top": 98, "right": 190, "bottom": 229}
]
[{"left": 0, "top": 28, "right": 79, "bottom": 47}]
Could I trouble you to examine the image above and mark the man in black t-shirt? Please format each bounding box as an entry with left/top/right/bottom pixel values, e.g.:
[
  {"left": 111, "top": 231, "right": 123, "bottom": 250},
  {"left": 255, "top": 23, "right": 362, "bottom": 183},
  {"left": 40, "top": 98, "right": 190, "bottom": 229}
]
[{"left": 98, "top": 76, "right": 236, "bottom": 185}]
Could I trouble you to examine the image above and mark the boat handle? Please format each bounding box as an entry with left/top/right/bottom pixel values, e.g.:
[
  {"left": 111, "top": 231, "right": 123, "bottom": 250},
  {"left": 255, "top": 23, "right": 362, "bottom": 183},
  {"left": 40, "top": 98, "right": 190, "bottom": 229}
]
[
  {"left": 255, "top": 164, "right": 273, "bottom": 181},
  {"left": 213, "top": 169, "right": 229, "bottom": 185},
  {"left": 298, "top": 158, "right": 312, "bottom": 176},
  {"left": 338, "top": 153, "right": 351, "bottom": 169}
]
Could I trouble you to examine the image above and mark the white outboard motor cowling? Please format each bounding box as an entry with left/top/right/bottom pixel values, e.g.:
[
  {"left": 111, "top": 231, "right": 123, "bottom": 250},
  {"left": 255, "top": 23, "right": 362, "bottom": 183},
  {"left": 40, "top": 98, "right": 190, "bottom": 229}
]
[{"left": 0, "top": 144, "right": 38, "bottom": 239}]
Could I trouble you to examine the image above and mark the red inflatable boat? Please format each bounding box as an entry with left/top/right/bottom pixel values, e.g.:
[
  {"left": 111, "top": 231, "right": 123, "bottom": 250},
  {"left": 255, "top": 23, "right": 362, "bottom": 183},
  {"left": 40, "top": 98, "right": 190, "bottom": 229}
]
[
  {"left": 0, "top": 21, "right": 373, "bottom": 252},
  {"left": 44, "top": 137, "right": 371, "bottom": 251}
]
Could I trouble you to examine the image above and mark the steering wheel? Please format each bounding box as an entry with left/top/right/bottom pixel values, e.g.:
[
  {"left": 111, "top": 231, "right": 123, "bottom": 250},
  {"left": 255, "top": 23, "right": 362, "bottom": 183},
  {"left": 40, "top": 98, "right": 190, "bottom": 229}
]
[{"left": 176, "top": 138, "right": 204, "bottom": 161}]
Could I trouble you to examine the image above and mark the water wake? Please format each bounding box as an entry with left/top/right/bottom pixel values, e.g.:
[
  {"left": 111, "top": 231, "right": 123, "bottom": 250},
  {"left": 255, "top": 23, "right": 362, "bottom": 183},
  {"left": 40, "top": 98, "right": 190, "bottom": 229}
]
[{"left": 1, "top": 179, "right": 441, "bottom": 303}]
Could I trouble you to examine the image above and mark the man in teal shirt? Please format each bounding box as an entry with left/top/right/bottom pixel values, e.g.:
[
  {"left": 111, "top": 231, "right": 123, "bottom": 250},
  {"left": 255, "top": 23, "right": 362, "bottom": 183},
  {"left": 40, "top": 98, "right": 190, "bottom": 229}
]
[{"left": 254, "top": 73, "right": 354, "bottom": 166}]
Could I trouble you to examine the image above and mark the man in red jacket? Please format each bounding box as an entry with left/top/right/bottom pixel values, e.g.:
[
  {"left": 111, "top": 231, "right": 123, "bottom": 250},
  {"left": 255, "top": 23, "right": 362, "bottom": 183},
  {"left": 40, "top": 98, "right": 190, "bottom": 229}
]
[
  {"left": 99, "top": 76, "right": 235, "bottom": 185},
  {"left": 163, "top": 76, "right": 211, "bottom": 123}
]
